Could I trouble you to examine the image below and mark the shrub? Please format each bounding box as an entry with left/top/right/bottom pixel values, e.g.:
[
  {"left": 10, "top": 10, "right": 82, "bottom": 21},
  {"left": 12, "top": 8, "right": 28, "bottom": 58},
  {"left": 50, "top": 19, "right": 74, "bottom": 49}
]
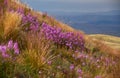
[
  {"left": 0, "top": 40, "right": 20, "bottom": 78},
  {"left": 41, "top": 23, "right": 85, "bottom": 52}
]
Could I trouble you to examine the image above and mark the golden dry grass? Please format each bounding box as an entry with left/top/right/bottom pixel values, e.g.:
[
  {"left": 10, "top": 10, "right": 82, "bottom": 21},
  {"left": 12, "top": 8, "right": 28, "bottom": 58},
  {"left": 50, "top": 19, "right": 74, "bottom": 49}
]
[
  {"left": 16, "top": 32, "right": 56, "bottom": 75},
  {"left": 10, "top": 0, "right": 29, "bottom": 10},
  {"left": 88, "top": 34, "right": 120, "bottom": 56},
  {"left": 89, "top": 34, "right": 120, "bottom": 50},
  {"left": 3, "top": 11, "right": 22, "bottom": 37}
]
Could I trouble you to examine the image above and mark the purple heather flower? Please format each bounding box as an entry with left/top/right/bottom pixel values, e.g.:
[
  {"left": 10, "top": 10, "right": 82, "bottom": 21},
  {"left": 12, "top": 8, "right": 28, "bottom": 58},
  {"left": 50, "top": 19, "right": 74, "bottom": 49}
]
[
  {"left": 95, "top": 76, "right": 102, "bottom": 78},
  {"left": 0, "top": 40, "right": 20, "bottom": 58},
  {"left": 77, "top": 54, "right": 83, "bottom": 59},
  {"left": 14, "top": 10, "right": 40, "bottom": 31},
  {"left": 75, "top": 50, "right": 79, "bottom": 53},
  {"left": 85, "top": 55, "right": 88, "bottom": 58},
  {"left": 7, "top": 40, "right": 13, "bottom": 49},
  {"left": 17, "top": 8, "right": 24, "bottom": 14},
  {"left": 13, "top": 42, "right": 19, "bottom": 54},
  {"left": 0, "top": 46, "right": 7, "bottom": 53},
  {"left": 97, "top": 65, "right": 100, "bottom": 68},
  {"left": 41, "top": 23, "right": 84, "bottom": 52},
  {"left": 105, "top": 58, "right": 110, "bottom": 66},
  {"left": 47, "top": 61, "right": 52, "bottom": 65},
  {"left": 72, "top": 54, "right": 75, "bottom": 58},
  {"left": 112, "top": 61, "right": 116, "bottom": 65},
  {"left": 13, "top": 42, "right": 18, "bottom": 49},
  {"left": 4, "top": 0, "right": 8, "bottom": 5},
  {"left": 2, "top": 52, "right": 9, "bottom": 58},
  {"left": 14, "top": 48, "right": 19, "bottom": 54},
  {"left": 82, "top": 62, "right": 86, "bottom": 66},
  {"left": 70, "top": 64, "right": 75, "bottom": 70},
  {"left": 96, "top": 59, "right": 100, "bottom": 62},
  {"left": 78, "top": 76, "right": 82, "bottom": 78},
  {"left": 77, "top": 69, "right": 82, "bottom": 74}
]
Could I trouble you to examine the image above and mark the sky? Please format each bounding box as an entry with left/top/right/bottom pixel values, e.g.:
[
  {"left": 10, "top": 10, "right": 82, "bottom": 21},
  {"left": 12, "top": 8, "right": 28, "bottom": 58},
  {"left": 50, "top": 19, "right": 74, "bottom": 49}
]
[{"left": 21, "top": 0, "right": 120, "bottom": 15}]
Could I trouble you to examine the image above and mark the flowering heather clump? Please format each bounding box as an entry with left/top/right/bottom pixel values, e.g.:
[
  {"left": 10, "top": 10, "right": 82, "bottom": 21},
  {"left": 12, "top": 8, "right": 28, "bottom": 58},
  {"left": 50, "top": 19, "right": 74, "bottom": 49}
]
[
  {"left": 70, "top": 64, "right": 75, "bottom": 71},
  {"left": 0, "top": 0, "right": 8, "bottom": 6},
  {"left": 13, "top": 42, "right": 20, "bottom": 54},
  {"left": 21, "top": 13, "right": 40, "bottom": 31},
  {"left": 95, "top": 75, "right": 102, "bottom": 78},
  {"left": 0, "top": 45, "right": 8, "bottom": 58},
  {"left": 77, "top": 68, "right": 82, "bottom": 75},
  {"left": 10, "top": 8, "right": 40, "bottom": 31},
  {"left": 0, "top": 40, "right": 19, "bottom": 58},
  {"left": 42, "top": 23, "right": 84, "bottom": 51},
  {"left": 4, "top": 0, "right": 8, "bottom": 5}
]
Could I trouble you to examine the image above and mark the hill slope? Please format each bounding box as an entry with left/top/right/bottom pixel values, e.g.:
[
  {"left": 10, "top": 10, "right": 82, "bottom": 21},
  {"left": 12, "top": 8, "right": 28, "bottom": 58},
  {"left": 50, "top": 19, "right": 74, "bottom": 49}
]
[
  {"left": 89, "top": 34, "right": 120, "bottom": 50},
  {"left": 0, "top": 0, "right": 120, "bottom": 78}
]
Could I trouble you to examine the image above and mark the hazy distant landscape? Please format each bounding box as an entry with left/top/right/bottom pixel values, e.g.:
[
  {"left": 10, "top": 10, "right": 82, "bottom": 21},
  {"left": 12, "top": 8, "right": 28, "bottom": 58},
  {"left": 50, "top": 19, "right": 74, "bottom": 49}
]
[{"left": 54, "top": 13, "right": 120, "bottom": 37}]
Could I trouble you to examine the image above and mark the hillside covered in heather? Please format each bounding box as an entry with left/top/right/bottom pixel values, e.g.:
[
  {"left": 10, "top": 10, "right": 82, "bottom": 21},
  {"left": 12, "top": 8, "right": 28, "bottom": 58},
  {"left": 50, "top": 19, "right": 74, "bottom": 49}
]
[{"left": 0, "top": 0, "right": 120, "bottom": 78}]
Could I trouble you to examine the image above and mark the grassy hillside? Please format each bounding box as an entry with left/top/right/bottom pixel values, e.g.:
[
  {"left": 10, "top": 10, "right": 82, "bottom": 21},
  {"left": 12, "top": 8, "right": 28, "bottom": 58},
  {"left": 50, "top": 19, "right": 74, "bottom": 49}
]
[
  {"left": 0, "top": 0, "right": 120, "bottom": 78},
  {"left": 89, "top": 34, "right": 120, "bottom": 50}
]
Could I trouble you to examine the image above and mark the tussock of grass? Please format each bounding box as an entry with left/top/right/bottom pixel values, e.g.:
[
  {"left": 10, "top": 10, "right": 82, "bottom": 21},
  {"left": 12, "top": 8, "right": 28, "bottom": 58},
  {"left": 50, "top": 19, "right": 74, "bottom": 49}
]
[{"left": 3, "top": 11, "right": 21, "bottom": 37}]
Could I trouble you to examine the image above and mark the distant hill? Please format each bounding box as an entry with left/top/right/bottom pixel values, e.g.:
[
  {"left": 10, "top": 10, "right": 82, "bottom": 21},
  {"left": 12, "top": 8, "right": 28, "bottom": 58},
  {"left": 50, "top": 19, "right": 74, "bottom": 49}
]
[
  {"left": 93, "top": 10, "right": 120, "bottom": 15},
  {"left": 54, "top": 13, "right": 120, "bottom": 37}
]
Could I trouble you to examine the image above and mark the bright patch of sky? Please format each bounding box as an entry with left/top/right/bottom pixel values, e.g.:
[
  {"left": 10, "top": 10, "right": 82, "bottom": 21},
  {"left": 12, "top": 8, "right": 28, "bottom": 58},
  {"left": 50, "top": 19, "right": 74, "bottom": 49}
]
[{"left": 21, "top": 0, "right": 120, "bottom": 14}]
